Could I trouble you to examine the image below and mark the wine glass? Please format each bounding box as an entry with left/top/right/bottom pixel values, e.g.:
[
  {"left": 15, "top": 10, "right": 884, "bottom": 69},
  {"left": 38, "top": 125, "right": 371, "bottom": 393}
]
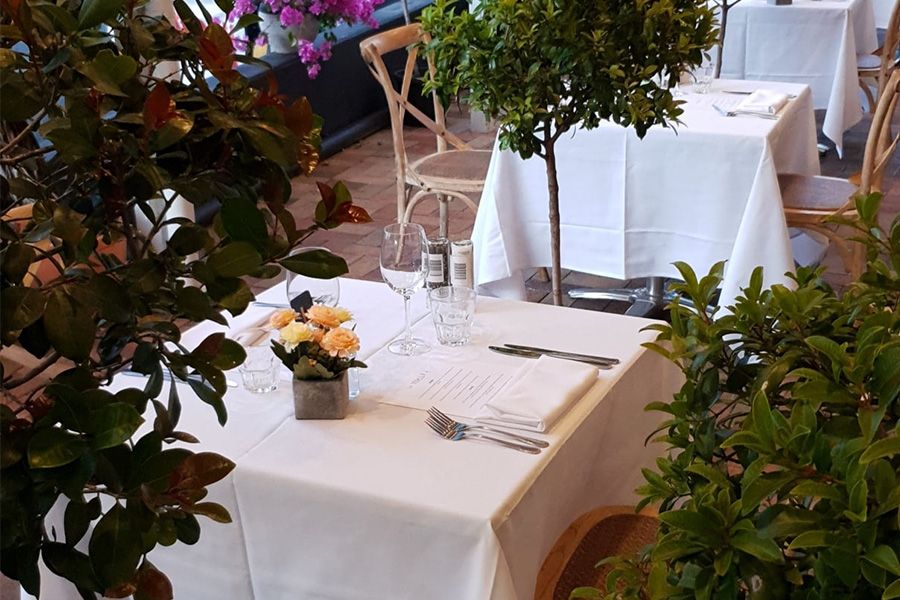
[
  {"left": 380, "top": 222, "right": 429, "bottom": 356},
  {"left": 285, "top": 246, "right": 341, "bottom": 308}
]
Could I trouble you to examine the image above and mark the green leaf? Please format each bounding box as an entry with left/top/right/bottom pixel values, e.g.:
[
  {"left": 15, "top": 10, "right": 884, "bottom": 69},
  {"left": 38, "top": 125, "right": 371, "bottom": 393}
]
[
  {"left": 659, "top": 510, "right": 721, "bottom": 543},
  {"left": 884, "top": 578, "right": 900, "bottom": 599},
  {"left": 730, "top": 531, "right": 783, "bottom": 563},
  {"left": 187, "top": 379, "right": 228, "bottom": 425},
  {"left": 91, "top": 403, "right": 144, "bottom": 450},
  {"left": 207, "top": 241, "right": 262, "bottom": 278},
  {"left": 89, "top": 504, "right": 143, "bottom": 588},
  {"left": 863, "top": 545, "right": 900, "bottom": 576},
  {"left": 78, "top": 0, "right": 125, "bottom": 28},
  {"left": 787, "top": 530, "right": 830, "bottom": 550},
  {"left": 1, "top": 287, "right": 46, "bottom": 338},
  {"left": 220, "top": 197, "right": 268, "bottom": 249},
  {"left": 2, "top": 243, "right": 35, "bottom": 282},
  {"left": 860, "top": 435, "right": 900, "bottom": 464},
  {"left": 168, "top": 226, "right": 211, "bottom": 256},
  {"left": 28, "top": 427, "right": 87, "bottom": 468},
  {"left": 64, "top": 497, "right": 102, "bottom": 545},
  {"left": 279, "top": 248, "right": 348, "bottom": 280},
  {"left": 42, "top": 542, "right": 100, "bottom": 591},
  {"left": 77, "top": 49, "right": 136, "bottom": 96},
  {"left": 44, "top": 289, "right": 95, "bottom": 360},
  {"left": 170, "top": 451, "right": 235, "bottom": 490},
  {"left": 188, "top": 501, "right": 232, "bottom": 523}
]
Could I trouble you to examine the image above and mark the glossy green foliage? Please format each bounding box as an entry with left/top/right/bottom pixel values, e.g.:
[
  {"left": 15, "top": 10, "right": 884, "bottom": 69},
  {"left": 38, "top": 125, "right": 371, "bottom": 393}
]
[
  {"left": 0, "top": 0, "right": 370, "bottom": 596},
  {"left": 421, "top": 0, "right": 717, "bottom": 158},
  {"left": 573, "top": 195, "right": 900, "bottom": 599}
]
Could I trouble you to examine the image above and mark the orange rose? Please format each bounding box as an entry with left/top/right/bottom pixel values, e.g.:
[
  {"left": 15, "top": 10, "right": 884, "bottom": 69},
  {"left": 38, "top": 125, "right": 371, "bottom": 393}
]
[
  {"left": 319, "top": 327, "right": 360, "bottom": 358},
  {"left": 268, "top": 308, "right": 298, "bottom": 330},
  {"left": 306, "top": 304, "right": 342, "bottom": 329}
]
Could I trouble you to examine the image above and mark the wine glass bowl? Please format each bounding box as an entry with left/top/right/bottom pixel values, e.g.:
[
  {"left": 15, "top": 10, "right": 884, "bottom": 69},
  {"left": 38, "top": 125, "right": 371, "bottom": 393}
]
[
  {"left": 380, "top": 223, "right": 430, "bottom": 356},
  {"left": 285, "top": 246, "right": 341, "bottom": 308}
]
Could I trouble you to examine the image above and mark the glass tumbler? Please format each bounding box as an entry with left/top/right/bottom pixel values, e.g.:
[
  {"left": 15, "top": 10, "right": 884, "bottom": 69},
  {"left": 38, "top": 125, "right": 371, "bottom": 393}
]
[
  {"left": 239, "top": 345, "right": 279, "bottom": 393},
  {"left": 429, "top": 286, "right": 476, "bottom": 347}
]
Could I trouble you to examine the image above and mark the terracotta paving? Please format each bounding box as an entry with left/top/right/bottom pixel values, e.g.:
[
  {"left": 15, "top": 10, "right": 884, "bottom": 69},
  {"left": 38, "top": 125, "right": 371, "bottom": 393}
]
[{"left": 266, "top": 105, "right": 900, "bottom": 315}]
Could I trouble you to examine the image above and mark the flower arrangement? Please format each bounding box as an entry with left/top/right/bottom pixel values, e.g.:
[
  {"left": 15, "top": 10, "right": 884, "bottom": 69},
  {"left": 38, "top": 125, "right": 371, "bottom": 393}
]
[
  {"left": 269, "top": 306, "right": 367, "bottom": 379},
  {"left": 229, "top": 0, "right": 384, "bottom": 77}
]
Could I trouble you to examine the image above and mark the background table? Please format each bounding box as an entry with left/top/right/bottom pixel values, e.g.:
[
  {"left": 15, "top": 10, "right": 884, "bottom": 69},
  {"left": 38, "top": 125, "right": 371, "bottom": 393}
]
[
  {"left": 37, "top": 279, "right": 682, "bottom": 600},
  {"left": 720, "top": 0, "right": 878, "bottom": 155},
  {"left": 473, "top": 80, "right": 819, "bottom": 309},
  {"left": 874, "top": 0, "right": 896, "bottom": 26}
]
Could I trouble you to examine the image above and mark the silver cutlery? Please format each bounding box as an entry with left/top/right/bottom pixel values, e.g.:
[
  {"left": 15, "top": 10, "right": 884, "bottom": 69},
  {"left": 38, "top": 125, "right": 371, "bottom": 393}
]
[
  {"left": 713, "top": 103, "right": 780, "bottom": 120},
  {"left": 720, "top": 90, "right": 797, "bottom": 100},
  {"left": 252, "top": 301, "right": 291, "bottom": 309},
  {"left": 425, "top": 416, "right": 541, "bottom": 454},
  {"left": 503, "top": 343, "right": 619, "bottom": 365},
  {"left": 489, "top": 345, "right": 614, "bottom": 369},
  {"left": 427, "top": 407, "right": 549, "bottom": 449},
  {"left": 120, "top": 370, "right": 238, "bottom": 388}
]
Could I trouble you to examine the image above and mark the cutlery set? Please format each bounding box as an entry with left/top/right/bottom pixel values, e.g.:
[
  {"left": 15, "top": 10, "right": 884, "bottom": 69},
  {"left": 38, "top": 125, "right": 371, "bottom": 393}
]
[
  {"left": 425, "top": 406, "right": 545, "bottom": 454},
  {"left": 488, "top": 343, "right": 618, "bottom": 368}
]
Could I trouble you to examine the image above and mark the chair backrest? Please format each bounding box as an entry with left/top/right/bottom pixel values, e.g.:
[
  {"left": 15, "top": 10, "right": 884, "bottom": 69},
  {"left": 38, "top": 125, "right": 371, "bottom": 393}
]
[
  {"left": 878, "top": 0, "right": 900, "bottom": 98},
  {"left": 359, "top": 24, "right": 470, "bottom": 185},
  {"left": 860, "top": 69, "right": 900, "bottom": 194}
]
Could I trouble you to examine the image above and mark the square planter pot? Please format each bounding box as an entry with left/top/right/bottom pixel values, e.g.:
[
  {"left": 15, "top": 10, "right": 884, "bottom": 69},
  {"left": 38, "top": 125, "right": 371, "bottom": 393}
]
[{"left": 293, "top": 373, "right": 349, "bottom": 419}]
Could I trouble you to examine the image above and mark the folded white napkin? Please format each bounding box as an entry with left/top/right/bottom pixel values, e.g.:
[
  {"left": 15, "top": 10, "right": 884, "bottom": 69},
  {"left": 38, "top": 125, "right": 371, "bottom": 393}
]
[
  {"left": 477, "top": 356, "right": 598, "bottom": 432},
  {"left": 735, "top": 89, "right": 789, "bottom": 115}
]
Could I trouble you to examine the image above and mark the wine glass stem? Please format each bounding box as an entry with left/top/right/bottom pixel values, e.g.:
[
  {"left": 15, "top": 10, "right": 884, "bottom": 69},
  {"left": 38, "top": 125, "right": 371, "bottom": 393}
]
[{"left": 403, "top": 292, "right": 412, "bottom": 343}]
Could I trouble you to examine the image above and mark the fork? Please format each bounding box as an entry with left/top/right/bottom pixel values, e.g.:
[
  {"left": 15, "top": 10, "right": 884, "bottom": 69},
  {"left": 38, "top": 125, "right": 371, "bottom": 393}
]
[
  {"left": 427, "top": 407, "right": 549, "bottom": 449},
  {"left": 712, "top": 103, "right": 779, "bottom": 120},
  {"left": 425, "top": 417, "right": 541, "bottom": 454}
]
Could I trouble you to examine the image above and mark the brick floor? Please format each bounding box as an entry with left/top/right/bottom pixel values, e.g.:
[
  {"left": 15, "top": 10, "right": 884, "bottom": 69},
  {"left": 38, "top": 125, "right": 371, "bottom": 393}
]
[{"left": 267, "top": 104, "right": 900, "bottom": 315}]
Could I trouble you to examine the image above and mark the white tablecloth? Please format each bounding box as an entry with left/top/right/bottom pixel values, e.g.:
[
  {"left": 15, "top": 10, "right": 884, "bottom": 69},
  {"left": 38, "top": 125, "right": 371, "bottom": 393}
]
[
  {"left": 472, "top": 80, "right": 820, "bottom": 309},
  {"left": 38, "top": 279, "right": 682, "bottom": 600},
  {"left": 720, "top": 0, "right": 878, "bottom": 155},
  {"left": 873, "top": 0, "right": 896, "bottom": 27}
]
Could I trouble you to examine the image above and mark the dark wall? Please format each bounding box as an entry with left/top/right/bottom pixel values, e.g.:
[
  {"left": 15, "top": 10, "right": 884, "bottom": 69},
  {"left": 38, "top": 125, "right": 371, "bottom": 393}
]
[{"left": 237, "top": 0, "right": 436, "bottom": 158}]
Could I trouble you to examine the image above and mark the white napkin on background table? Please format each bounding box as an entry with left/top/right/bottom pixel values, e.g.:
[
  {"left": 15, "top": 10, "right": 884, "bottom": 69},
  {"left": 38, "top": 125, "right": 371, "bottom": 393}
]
[
  {"left": 735, "top": 89, "right": 789, "bottom": 115},
  {"left": 477, "top": 356, "right": 598, "bottom": 432}
]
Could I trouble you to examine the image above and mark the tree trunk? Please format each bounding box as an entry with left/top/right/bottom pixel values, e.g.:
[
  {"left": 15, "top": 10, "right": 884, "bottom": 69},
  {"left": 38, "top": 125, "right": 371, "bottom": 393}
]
[
  {"left": 715, "top": 2, "right": 729, "bottom": 78},
  {"left": 544, "top": 140, "right": 563, "bottom": 306}
]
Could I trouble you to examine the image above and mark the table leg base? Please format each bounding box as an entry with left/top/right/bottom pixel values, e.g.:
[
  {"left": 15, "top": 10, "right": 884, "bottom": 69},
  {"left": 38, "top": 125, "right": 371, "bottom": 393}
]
[{"left": 568, "top": 277, "right": 704, "bottom": 318}]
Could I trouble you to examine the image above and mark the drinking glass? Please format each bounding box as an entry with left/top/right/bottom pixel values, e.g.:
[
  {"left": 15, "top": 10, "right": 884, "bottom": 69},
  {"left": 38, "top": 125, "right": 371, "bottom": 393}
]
[
  {"left": 239, "top": 346, "right": 279, "bottom": 393},
  {"left": 429, "top": 286, "right": 476, "bottom": 347},
  {"left": 285, "top": 246, "right": 340, "bottom": 307},
  {"left": 695, "top": 63, "right": 714, "bottom": 94},
  {"left": 380, "top": 222, "right": 429, "bottom": 356}
]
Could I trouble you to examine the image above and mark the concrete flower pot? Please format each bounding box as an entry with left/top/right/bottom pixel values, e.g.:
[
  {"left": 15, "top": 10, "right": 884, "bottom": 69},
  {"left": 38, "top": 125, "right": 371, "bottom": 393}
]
[
  {"left": 292, "top": 372, "right": 349, "bottom": 419},
  {"left": 261, "top": 12, "right": 319, "bottom": 54}
]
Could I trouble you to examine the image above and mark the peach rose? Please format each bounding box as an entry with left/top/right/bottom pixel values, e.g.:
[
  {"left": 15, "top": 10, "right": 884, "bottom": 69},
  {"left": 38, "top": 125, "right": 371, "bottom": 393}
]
[
  {"left": 306, "top": 304, "right": 342, "bottom": 329},
  {"left": 268, "top": 308, "right": 298, "bottom": 330},
  {"left": 319, "top": 327, "right": 360, "bottom": 358},
  {"left": 279, "top": 321, "right": 313, "bottom": 351},
  {"left": 333, "top": 306, "right": 353, "bottom": 323}
]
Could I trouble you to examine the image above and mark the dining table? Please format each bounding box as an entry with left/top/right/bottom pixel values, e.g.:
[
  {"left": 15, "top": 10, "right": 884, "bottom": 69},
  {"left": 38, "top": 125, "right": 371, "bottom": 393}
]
[
  {"left": 36, "top": 278, "right": 683, "bottom": 600},
  {"left": 472, "top": 79, "right": 820, "bottom": 311},
  {"left": 719, "top": 0, "right": 878, "bottom": 156}
]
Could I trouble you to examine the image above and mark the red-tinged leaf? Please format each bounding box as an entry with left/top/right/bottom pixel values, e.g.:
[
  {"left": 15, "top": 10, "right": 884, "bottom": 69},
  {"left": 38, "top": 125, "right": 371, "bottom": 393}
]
[
  {"left": 143, "top": 84, "right": 181, "bottom": 131},
  {"left": 134, "top": 563, "right": 173, "bottom": 600},
  {"left": 253, "top": 72, "right": 286, "bottom": 109},
  {"left": 169, "top": 452, "right": 235, "bottom": 490},
  {"left": 335, "top": 203, "right": 373, "bottom": 224},
  {"left": 198, "top": 24, "right": 237, "bottom": 85},
  {"left": 105, "top": 582, "right": 138, "bottom": 598},
  {"left": 188, "top": 501, "right": 232, "bottom": 523},
  {"left": 284, "top": 97, "right": 314, "bottom": 140}
]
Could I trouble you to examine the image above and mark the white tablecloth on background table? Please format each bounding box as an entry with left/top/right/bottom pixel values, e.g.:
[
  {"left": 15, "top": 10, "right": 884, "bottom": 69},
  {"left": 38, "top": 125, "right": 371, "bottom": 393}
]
[
  {"left": 472, "top": 79, "right": 820, "bottom": 309},
  {"left": 720, "top": 0, "right": 878, "bottom": 155},
  {"left": 874, "top": 0, "right": 896, "bottom": 26},
  {"left": 38, "top": 279, "right": 682, "bottom": 600}
]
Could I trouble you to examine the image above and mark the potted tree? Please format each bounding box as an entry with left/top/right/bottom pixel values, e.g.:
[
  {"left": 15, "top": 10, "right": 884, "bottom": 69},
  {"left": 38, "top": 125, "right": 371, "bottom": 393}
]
[
  {"left": 574, "top": 195, "right": 900, "bottom": 598},
  {"left": 421, "top": 0, "right": 717, "bottom": 305},
  {"left": 0, "top": 0, "right": 370, "bottom": 597}
]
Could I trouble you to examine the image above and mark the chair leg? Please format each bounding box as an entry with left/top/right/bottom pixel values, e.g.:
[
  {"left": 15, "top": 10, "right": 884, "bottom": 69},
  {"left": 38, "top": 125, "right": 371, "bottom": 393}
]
[
  {"left": 438, "top": 194, "right": 449, "bottom": 239},
  {"left": 860, "top": 77, "right": 877, "bottom": 113},
  {"left": 535, "top": 267, "right": 550, "bottom": 282},
  {"left": 848, "top": 238, "right": 866, "bottom": 281}
]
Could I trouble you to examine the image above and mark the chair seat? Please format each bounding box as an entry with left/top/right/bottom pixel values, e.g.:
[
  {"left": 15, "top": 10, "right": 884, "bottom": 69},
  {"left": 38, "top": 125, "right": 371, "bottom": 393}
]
[
  {"left": 777, "top": 173, "right": 858, "bottom": 212},
  {"left": 858, "top": 53, "right": 882, "bottom": 71},
  {"left": 408, "top": 149, "right": 492, "bottom": 193}
]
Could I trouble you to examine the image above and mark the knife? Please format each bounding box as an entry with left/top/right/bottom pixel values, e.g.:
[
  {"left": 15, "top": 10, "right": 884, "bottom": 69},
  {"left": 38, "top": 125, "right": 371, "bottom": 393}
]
[
  {"left": 504, "top": 344, "right": 619, "bottom": 365},
  {"left": 489, "top": 346, "right": 613, "bottom": 369}
]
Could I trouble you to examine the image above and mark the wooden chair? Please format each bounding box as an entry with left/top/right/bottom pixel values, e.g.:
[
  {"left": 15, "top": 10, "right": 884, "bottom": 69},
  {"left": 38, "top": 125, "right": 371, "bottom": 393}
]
[
  {"left": 1, "top": 204, "right": 55, "bottom": 286},
  {"left": 778, "top": 69, "right": 900, "bottom": 281},
  {"left": 534, "top": 506, "right": 659, "bottom": 600},
  {"left": 360, "top": 24, "right": 491, "bottom": 237},
  {"left": 859, "top": 0, "right": 900, "bottom": 111}
]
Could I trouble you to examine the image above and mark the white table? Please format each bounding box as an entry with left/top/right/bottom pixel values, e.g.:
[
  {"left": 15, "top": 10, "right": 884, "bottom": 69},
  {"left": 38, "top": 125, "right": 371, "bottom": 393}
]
[
  {"left": 473, "top": 80, "right": 820, "bottom": 310},
  {"left": 874, "top": 0, "right": 896, "bottom": 27},
  {"left": 38, "top": 278, "right": 682, "bottom": 600},
  {"left": 720, "top": 0, "right": 878, "bottom": 155}
]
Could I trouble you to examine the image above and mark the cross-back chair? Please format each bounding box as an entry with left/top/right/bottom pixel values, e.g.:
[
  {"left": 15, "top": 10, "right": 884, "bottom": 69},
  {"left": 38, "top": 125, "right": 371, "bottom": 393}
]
[
  {"left": 779, "top": 69, "right": 900, "bottom": 281},
  {"left": 859, "top": 0, "right": 900, "bottom": 111},
  {"left": 360, "top": 24, "right": 492, "bottom": 237},
  {"left": 534, "top": 506, "right": 659, "bottom": 600}
]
